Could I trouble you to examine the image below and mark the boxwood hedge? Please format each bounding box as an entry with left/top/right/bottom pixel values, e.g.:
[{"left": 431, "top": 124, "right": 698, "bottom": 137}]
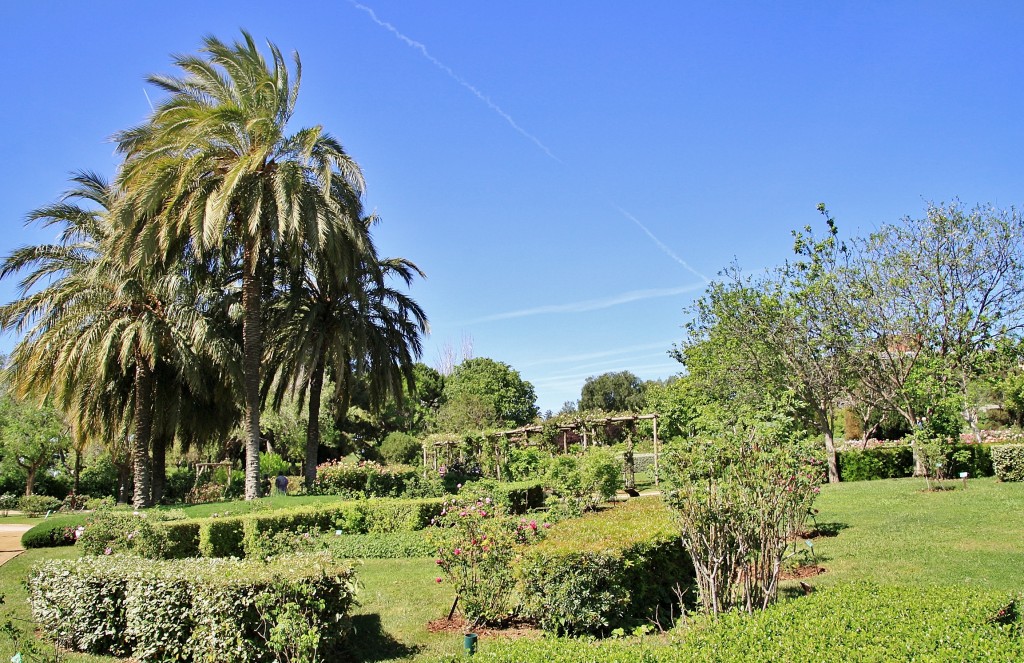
[
  {"left": 473, "top": 582, "right": 1024, "bottom": 662},
  {"left": 992, "top": 444, "right": 1024, "bottom": 481},
  {"left": 837, "top": 443, "right": 995, "bottom": 482},
  {"left": 516, "top": 497, "right": 692, "bottom": 635},
  {"left": 28, "top": 553, "right": 357, "bottom": 662}
]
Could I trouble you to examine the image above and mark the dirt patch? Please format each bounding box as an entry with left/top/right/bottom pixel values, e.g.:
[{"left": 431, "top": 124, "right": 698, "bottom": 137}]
[
  {"left": 426, "top": 616, "right": 540, "bottom": 639},
  {"left": 0, "top": 524, "right": 32, "bottom": 567},
  {"left": 780, "top": 565, "right": 826, "bottom": 580}
]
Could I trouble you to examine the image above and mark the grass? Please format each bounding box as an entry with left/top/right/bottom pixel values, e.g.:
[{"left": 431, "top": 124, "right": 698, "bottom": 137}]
[
  {"left": 806, "top": 476, "right": 1024, "bottom": 591},
  {"left": 1, "top": 477, "right": 1021, "bottom": 661}
]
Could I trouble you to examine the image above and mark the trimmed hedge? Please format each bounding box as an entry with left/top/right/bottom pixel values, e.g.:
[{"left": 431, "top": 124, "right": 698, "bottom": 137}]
[
  {"left": 473, "top": 582, "right": 1024, "bottom": 662},
  {"left": 190, "top": 497, "right": 444, "bottom": 558},
  {"left": 21, "top": 513, "right": 88, "bottom": 548},
  {"left": 516, "top": 497, "right": 692, "bottom": 635},
  {"left": 838, "top": 443, "right": 995, "bottom": 482},
  {"left": 992, "top": 444, "right": 1024, "bottom": 482},
  {"left": 28, "top": 553, "right": 357, "bottom": 662},
  {"left": 326, "top": 530, "right": 434, "bottom": 558}
]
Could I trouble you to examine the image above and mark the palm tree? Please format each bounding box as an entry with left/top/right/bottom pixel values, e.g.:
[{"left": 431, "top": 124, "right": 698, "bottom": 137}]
[
  {"left": 266, "top": 219, "right": 428, "bottom": 489},
  {"left": 115, "top": 32, "right": 367, "bottom": 499},
  {"left": 0, "top": 173, "right": 221, "bottom": 507}
]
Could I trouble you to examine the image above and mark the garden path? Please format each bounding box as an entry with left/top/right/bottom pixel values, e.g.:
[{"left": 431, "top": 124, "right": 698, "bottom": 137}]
[{"left": 0, "top": 525, "right": 32, "bottom": 567}]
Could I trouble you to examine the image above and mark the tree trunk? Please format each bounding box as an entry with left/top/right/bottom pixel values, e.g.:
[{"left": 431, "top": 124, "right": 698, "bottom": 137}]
[
  {"left": 133, "top": 359, "right": 155, "bottom": 508},
  {"left": 116, "top": 460, "right": 132, "bottom": 504},
  {"left": 23, "top": 466, "right": 37, "bottom": 497},
  {"left": 73, "top": 445, "right": 83, "bottom": 494},
  {"left": 151, "top": 435, "right": 167, "bottom": 505},
  {"left": 242, "top": 243, "right": 263, "bottom": 500},
  {"left": 824, "top": 430, "right": 840, "bottom": 483},
  {"left": 304, "top": 354, "right": 326, "bottom": 491}
]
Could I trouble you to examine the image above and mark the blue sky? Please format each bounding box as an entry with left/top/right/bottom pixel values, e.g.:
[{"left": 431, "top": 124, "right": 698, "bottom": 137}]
[{"left": 2, "top": 2, "right": 1024, "bottom": 413}]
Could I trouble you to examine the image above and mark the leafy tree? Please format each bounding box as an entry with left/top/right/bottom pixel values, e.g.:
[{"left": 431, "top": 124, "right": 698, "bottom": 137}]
[
  {"left": 115, "top": 32, "right": 367, "bottom": 499},
  {"left": 0, "top": 397, "right": 68, "bottom": 496},
  {"left": 579, "top": 371, "right": 646, "bottom": 412},
  {"left": 438, "top": 358, "right": 538, "bottom": 431}
]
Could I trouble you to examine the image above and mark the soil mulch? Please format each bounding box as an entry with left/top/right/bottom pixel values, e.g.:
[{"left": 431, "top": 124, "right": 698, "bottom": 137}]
[
  {"left": 780, "top": 565, "right": 826, "bottom": 580},
  {"left": 426, "top": 616, "right": 540, "bottom": 639}
]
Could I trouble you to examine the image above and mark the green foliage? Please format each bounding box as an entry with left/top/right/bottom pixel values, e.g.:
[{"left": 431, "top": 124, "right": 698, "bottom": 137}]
[
  {"left": 0, "top": 397, "right": 69, "bottom": 496},
  {"left": 259, "top": 452, "right": 291, "bottom": 478},
  {"left": 326, "top": 530, "right": 434, "bottom": 558},
  {"left": 663, "top": 427, "right": 820, "bottom": 614},
  {"left": 580, "top": 371, "right": 646, "bottom": 412},
  {"left": 17, "top": 494, "right": 61, "bottom": 517},
  {"left": 517, "top": 498, "right": 690, "bottom": 635},
  {"left": 78, "top": 454, "right": 119, "bottom": 499},
  {"left": 474, "top": 582, "right": 1024, "bottom": 662},
  {"left": 430, "top": 494, "right": 547, "bottom": 625},
  {"left": 457, "top": 479, "right": 545, "bottom": 515},
  {"left": 545, "top": 449, "right": 621, "bottom": 512},
  {"left": 20, "top": 513, "right": 87, "bottom": 548},
  {"left": 27, "top": 553, "right": 357, "bottom": 662},
  {"left": 0, "top": 493, "right": 17, "bottom": 516},
  {"left": 993, "top": 444, "right": 1024, "bottom": 481},
  {"left": 503, "top": 447, "right": 547, "bottom": 481},
  {"left": 163, "top": 466, "right": 196, "bottom": 503},
  {"left": 312, "top": 459, "right": 419, "bottom": 497},
  {"left": 379, "top": 431, "right": 423, "bottom": 465},
  {"left": 77, "top": 511, "right": 178, "bottom": 559},
  {"left": 439, "top": 357, "right": 538, "bottom": 430},
  {"left": 837, "top": 445, "right": 914, "bottom": 481}
]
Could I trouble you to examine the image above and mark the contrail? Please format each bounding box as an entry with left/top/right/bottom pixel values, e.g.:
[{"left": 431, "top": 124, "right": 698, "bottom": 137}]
[
  {"left": 349, "top": 1, "right": 561, "bottom": 163},
  {"left": 349, "top": 1, "right": 707, "bottom": 279},
  {"left": 463, "top": 283, "right": 706, "bottom": 324},
  {"left": 613, "top": 206, "right": 710, "bottom": 282}
]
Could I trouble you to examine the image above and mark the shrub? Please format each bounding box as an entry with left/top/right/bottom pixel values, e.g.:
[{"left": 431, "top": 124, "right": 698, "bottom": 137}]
[
  {"left": 379, "top": 431, "right": 423, "bottom": 465},
  {"left": 545, "top": 449, "right": 622, "bottom": 513},
  {"left": 464, "top": 582, "right": 1024, "bottom": 662},
  {"left": 312, "top": 459, "right": 419, "bottom": 498},
  {"left": 28, "top": 553, "right": 358, "bottom": 662},
  {"left": 21, "top": 513, "right": 88, "bottom": 548},
  {"left": 260, "top": 451, "right": 291, "bottom": 478},
  {"left": 77, "top": 511, "right": 174, "bottom": 558},
  {"left": 163, "top": 466, "right": 196, "bottom": 503},
  {"left": 431, "top": 494, "right": 547, "bottom": 624},
  {"left": 457, "top": 479, "right": 545, "bottom": 515},
  {"left": 0, "top": 492, "right": 18, "bottom": 516},
  {"left": 992, "top": 444, "right": 1024, "bottom": 482},
  {"left": 61, "top": 491, "right": 89, "bottom": 511},
  {"left": 326, "top": 530, "right": 434, "bottom": 558},
  {"left": 78, "top": 454, "right": 119, "bottom": 499},
  {"left": 837, "top": 445, "right": 915, "bottom": 481},
  {"left": 193, "top": 497, "right": 445, "bottom": 558},
  {"left": 517, "top": 498, "right": 690, "bottom": 635},
  {"left": 18, "top": 494, "right": 62, "bottom": 517},
  {"left": 85, "top": 496, "right": 116, "bottom": 511},
  {"left": 663, "top": 429, "right": 819, "bottom": 615},
  {"left": 504, "top": 447, "right": 547, "bottom": 482}
]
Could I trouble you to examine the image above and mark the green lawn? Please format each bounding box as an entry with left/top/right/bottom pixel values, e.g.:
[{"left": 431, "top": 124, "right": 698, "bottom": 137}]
[{"left": 1, "top": 477, "right": 1021, "bottom": 662}]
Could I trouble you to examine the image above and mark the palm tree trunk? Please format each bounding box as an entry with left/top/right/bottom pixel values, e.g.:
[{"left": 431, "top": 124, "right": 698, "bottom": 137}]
[
  {"left": 303, "top": 354, "right": 326, "bottom": 490},
  {"left": 151, "top": 435, "right": 167, "bottom": 505},
  {"left": 242, "top": 243, "right": 263, "bottom": 500},
  {"left": 133, "top": 360, "right": 154, "bottom": 508}
]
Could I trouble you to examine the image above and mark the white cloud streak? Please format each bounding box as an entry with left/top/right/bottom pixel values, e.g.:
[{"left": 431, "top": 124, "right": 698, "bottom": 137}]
[
  {"left": 349, "top": 1, "right": 561, "bottom": 162},
  {"left": 349, "top": 2, "right": 709, "bottom": 278},
  {"left": 463, "top": 283, "right": 706, "bottom": 324}
]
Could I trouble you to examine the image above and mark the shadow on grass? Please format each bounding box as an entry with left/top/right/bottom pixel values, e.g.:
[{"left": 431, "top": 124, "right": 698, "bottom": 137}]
[
  {"left": 802, "top": 521, "right": 850, "bottom": 538},
  {"left": 344, "top": 613, "right": 421, "bottom": 662}
]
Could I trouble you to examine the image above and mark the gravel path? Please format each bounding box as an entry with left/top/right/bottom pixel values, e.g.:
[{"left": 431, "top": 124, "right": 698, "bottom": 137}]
[{"left": 0, "top": 524, "right": 33, "bottom": 567}]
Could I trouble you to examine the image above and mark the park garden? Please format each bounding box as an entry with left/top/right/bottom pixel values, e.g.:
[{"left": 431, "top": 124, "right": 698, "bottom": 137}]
[{"left": 0, "top": 30, "right": 1024, "bottom": 662}]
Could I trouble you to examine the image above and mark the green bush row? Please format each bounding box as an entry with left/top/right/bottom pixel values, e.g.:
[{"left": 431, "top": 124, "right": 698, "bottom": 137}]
[
  {"left": 28, "top": 553, "right": 357, "bottom": 663},
  {"left": 471, "top": 582, "right": 1024, "bottom": 662},
  {"left": 326, "top": 530, "right": 434, "bottom": 558},
  {"left": 191, "top": 497, "right": 444, "bottom": 558},
  {"left": 516, "top": 497, "right": 692, "bottom": 635},
  {"left": 992, "top": 444, "right": 1024, "bottom": 481},
  {"left": 311, "top": 460, "right": 420, "bottom": 497},
  {"left": 457, "top": 479, "right": 545, "bottom": 514},
  {"left": 837, "top": 443, "right": 995, "bottom": 482}
]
